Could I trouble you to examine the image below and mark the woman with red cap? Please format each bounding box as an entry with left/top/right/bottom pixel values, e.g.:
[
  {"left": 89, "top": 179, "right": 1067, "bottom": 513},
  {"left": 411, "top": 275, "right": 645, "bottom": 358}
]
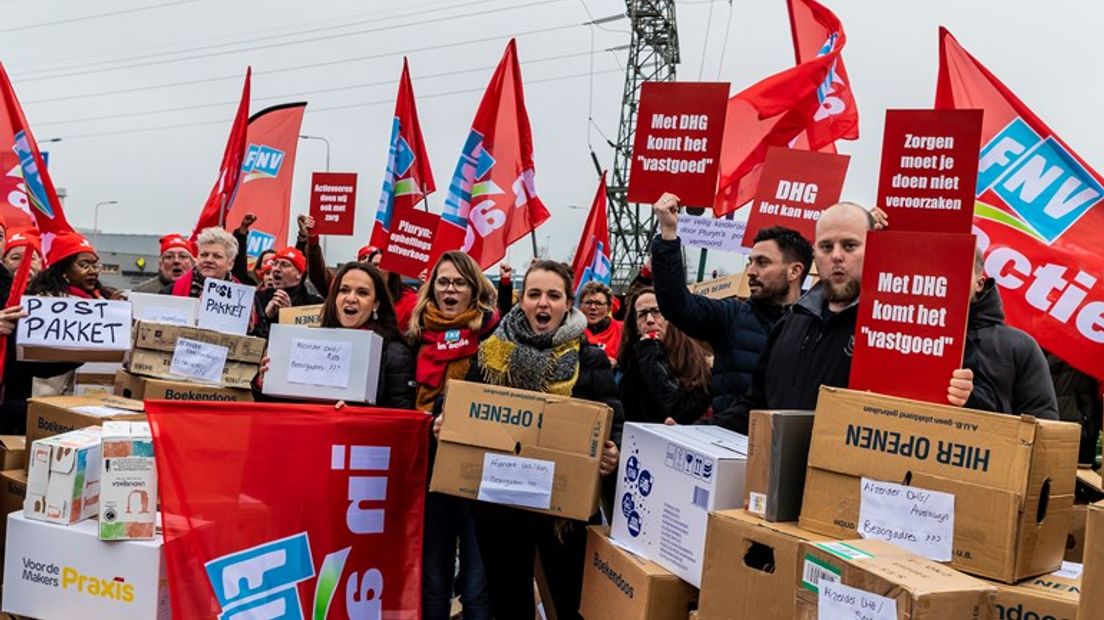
[{"left": 2, "top": 228, "right": 43, "bottom": 280}]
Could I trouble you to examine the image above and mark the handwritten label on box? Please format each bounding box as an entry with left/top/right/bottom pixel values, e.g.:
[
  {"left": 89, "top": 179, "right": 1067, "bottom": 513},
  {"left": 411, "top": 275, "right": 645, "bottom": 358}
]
[
  {"left": 478, "top": 453, "right": 555, "bottom": 510},
  {"left": 818, "top": 582, "right": 897, "bottom": 620},
  {"left": 170, "top": 338, "right": 229, "bottom": 384},
  {"left": 286, "top": 338, "right": 352, "bottom": 389},
  {"left": 858, "top": 477, "right": 955, "bottom": 561}
]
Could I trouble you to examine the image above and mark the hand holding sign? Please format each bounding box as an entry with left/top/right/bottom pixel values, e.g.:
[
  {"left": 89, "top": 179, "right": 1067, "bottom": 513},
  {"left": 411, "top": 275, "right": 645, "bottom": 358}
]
[
  {"left": 946, "top": 367, "right": 974, "bottom": 407},
  {"left": 0, "top": 305, "right": 26, "bottom": 336}
]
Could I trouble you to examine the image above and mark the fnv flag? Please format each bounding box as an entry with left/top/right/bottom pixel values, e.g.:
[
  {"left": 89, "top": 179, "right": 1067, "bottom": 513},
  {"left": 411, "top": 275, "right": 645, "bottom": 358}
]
[
  {"left": 372, "top": 58, "right": 436, "bottom": 252},
  {"left": 148, "top": 401, "right": 430, "bottom": 619},
  {"left": 225, "top": 102, "right": 307, "bottom": 263},
  {"left": 193, "top": 68, "right": 251, "bottom": 240},
  {"left": 714, "top": 0, "right": 857, "bottom": 216},
  {"left": 571, "top": 173, "right": 611, "bottom": 297},
  {"left": 0, "top": 63, "right": 73, "bottom": 256},
  {"left": 431, "top": 39, "right": 550, "bottom": 269},
  {"left": 936, "top": 27, "right": 1104, "bottom": 381}
]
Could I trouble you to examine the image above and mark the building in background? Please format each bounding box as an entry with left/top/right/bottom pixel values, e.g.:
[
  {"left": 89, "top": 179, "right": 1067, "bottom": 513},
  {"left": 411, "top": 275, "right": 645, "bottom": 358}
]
[{"left": 74, "top": 229, "right": 161, "bottom": 291}]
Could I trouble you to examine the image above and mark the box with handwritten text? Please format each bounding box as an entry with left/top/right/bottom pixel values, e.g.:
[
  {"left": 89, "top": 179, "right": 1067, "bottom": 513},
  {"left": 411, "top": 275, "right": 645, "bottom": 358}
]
[
  {"left": 262, "top": 324, "right": 383, "bottom": 403},
  {"left": 24, "top": 395, "right": 146, "bottom": 470},
  {"left": 127, "top": 321, "right": 264, "bottom": 388},
  {"left": 799, "top": 387, "right": 1080, "bottom": 583}
]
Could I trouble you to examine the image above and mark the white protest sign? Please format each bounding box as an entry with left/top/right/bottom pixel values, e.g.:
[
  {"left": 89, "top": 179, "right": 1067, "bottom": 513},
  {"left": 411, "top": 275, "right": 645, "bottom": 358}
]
[
  {"left": 478, "top": 453, "right": 555, "bottom": 509},
  {"left": 129, "top": 292, "right": 197, "bottom": 326},
  {"left": 858, "top": 477, "right": 955, "bottom": 561},
  {"left": 17, "top": 296, "right": 131, "bottom": 350},
  {"left": 170, "top": 337, "right": 229, "bottom": 384},
  {"left": 677, "top": 213, "right": 749, "bottom": 254},
  {"left": 818, "top": 582, "right": 897, "bottom": 620},
  {"left": 286, "top": 338, "right": 352, "bottom": 389},
  {"left": 197, "top": 279, "right": 255, "bottom": 335}
]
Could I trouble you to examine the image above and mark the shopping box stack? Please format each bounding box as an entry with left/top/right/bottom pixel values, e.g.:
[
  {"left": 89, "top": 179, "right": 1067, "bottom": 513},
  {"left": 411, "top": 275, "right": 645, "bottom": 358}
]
[{"left": 121, "top": 320, "right": 264, "bottom": 398}]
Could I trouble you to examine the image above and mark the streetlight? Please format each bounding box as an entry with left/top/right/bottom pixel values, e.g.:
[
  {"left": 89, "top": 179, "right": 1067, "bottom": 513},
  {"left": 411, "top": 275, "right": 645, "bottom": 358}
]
[
  {"left": 40, "top": 138, "right": 62, "bottom": 144},
  {"left": 299, "top": 134, "right": 330, "bottom": 172},
  {"left": 93, "top": 200, "right": 118, "bottom": 248}
]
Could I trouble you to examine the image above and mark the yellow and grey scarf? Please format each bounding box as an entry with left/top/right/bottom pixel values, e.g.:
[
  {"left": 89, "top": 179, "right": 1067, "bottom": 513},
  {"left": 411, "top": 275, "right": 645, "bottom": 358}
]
[{"left": 479, "top": 306, "right": 587, "bottom": 395}]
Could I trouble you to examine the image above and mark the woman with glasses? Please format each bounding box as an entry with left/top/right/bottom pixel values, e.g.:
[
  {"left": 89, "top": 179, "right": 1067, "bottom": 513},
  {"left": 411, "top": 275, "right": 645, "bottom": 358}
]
[
  {"left": 409, "top": 250, "right": 498, "bottom": 620},
  {"left": 578, "top": 281, "right": 623, "bottom": 365},
  {"left": 617, "top": 286, "right": 712, "bottom": 424}
]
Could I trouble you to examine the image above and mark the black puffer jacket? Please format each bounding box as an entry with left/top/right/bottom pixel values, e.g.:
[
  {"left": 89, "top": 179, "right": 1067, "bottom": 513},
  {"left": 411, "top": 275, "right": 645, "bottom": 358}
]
[
  {"left": 652, "top": 236, "right": 783, "bottom": 414},
  {"left": 618, "top": 338, "right": 710, "bottom": 424},
  {"left": 375, "top": 338, "right": 417, "bottom": 409},
  {"left": 251, "top": 280, "right": 324, "bottom": 339},
  {"left": 1046, "top": 352, "right": 1102, "bottom": 464},
  {"left": 712, "top": 283, "right": 857, "bottom": 434},
  {"left": 964, "top": 279, "right": 1058, "bottom": 420}
]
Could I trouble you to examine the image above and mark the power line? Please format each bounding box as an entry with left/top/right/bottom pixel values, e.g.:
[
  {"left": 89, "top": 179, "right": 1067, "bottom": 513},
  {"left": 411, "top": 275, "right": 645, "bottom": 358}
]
[
  {"left": 0, "top": 0, "right": 200, "bottom": 34},
  {"left": 16, "top": 0, "right": 568, "bottom": 83},
  {"left": 56, "top": 67, "right": 623, "bottom": 141}
]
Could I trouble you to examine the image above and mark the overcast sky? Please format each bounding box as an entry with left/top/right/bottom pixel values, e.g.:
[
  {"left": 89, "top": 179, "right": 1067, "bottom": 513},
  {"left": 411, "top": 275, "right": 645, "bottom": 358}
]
[{"left": 3, "top": 0, "right": 1101, "bottom": 272}]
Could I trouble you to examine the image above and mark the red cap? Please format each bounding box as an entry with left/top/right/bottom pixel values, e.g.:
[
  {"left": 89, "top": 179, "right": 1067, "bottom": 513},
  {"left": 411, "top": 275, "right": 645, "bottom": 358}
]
[
  {"left": 272, "top": 246, "right": 306, "bottom": 273},
  {"left": 4, "top": 227, "right": 41, "bottom": 256},
  {"left": 46, "top": 231, "right": 97, "bottom": 267},
  {"left": 160, "top": 233, "right": 197, "bottom": 257},
  {"left": 357, "top": 244, "right": 380, "bottom": 262}
]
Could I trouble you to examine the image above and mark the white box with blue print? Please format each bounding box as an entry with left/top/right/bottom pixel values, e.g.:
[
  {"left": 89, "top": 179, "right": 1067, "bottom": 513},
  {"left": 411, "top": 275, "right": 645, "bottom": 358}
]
[{"left": 610, "top": 423, "right": 748, "bottom": 588}]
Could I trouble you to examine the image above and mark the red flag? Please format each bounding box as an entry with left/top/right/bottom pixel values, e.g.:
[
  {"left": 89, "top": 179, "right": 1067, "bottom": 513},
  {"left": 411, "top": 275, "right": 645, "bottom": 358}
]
[
  {"left": 192, "top": 68, "right": 251, "bottom": 240},
  {"left": 0, "top": 63, "right": 73, "bottom": 255},
  {"left": 371, "top": 58, "right": 437, "bottom": 251},
  {"left": 147, "top": 400, "right": 429, "bottom": 619},
  {"left": 570, "top": 173, "right": 611, "bottom": 296},
  {"left": 714, "top": 0, "right": 857, "bottom": 216},
  {"left": 431, "top": 39, "right": 550, "bottom": 269},
  {"left": 224, "top": 101, "right": 307, "bottom": 263},
  {"left": 936, "top": 28, "right": 1104, "bottom": 381}
]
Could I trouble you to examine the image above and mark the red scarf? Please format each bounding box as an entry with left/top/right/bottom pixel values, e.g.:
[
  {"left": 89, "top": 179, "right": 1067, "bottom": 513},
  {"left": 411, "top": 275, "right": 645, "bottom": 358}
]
[
  {"left": 67, "top": 285, "right": 101, "bottom": 299},
  {"left": 414, "top": 305, "right": 499, "bottom": 411}
]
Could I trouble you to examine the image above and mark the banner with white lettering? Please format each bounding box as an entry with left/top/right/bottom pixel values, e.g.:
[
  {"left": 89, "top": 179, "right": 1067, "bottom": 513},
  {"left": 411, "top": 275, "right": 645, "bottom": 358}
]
[
  {"left": 147, "top": 401, "right": 430, "bottom": 619},
  {"left": 17, "top": 296, "right": 131, "bottom": 351},
  {"left": 378, "top": 204, "right": 440, "bottom": 279},
  {"left": 198, "top": 279, "right": 255, "bottom": 335},
  {"left": 309, "top": 171, "right": 358, "bottom": 236},
  {"left": 744, "top": 146, "right": 849, "bottom": 246}
]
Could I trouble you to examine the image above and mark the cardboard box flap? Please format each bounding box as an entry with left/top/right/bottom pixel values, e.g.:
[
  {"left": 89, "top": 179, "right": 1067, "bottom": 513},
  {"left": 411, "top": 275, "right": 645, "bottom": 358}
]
[
  {"left": 538, "top": 400, "right": 610, "bottom": 456},
  {"left": 1077, "top": 468, "right": 1104, "bottom": 503},
  {"left": 440, "top": 381, "right": 550, "bottom": 448},
  {"left": 438, "top": 425, "right": 520, "bottom": 453},
  {"left": 0, "top": 435, "right": 25, "bottom": 451}
]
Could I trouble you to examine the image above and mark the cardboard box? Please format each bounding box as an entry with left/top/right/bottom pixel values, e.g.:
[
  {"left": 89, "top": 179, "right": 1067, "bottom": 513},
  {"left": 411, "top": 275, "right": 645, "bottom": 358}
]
[
  {"left": 611, "top": 423, "right": 748, "bottom": 588},
  {"left": 278, "top": 303, "right": 323, "bottom": 327},
  {"left": 799, "top": 387, "right": 1080, "bottom": 583},
  {"left": 1080, "top": 502, "right": 1104, "bottom": 620},
  {"left": 262, "top": 324, "right": 383, "bottom": 402},
  {"left": 114, "top": 369, "right": 253, "bottom": 402},
  {"left": 131, "top": 320, "right": 266, "bottom": 363},
  {"left": 24, "top": 395, "right": 146, "bottom": 469},
  {"left": 99, "top": 422, "right": 157, "bottom": 540},
  {"left": 579, "top": 526, "right": 697, "bottom": 620},
  {"left": 0, "top": 438, "right": 24, "bottom": 472},
  {"left": 25, "top": 427, "right": 102, "bottom": 525},
  {"left": 698, "top": 510, "right": 830, "bottom": 620},
  {"left": 0, "top": 469, "right": 27, "bottom": 552},
  {"left": 994, "top": 569, "right": 1080, "bottom": 620},
  {"left": 746, "top": 410, "right": 814, "bottom": 522},
  {"left": 687, "top": 272, "right": 751, "bottom": 300},
  {"left": 795, "top": 538, "right": 996, "bottom": 620},
  {"left": 429, "top": 380, "right": 613, "bottom": 521},
  {"left": 1067, "top": 504, "right": 1087, "bottom": 563},
  {"left": 127, "top": 348, "right": 258, "bottom": 389},
  {"left": 74, "top": 360, "right": 122, "bottom": 396},
  {"left": 2, "top": 512, "right": 170, "bottom": 619},
  {"left": 128, "top": 291, "right": 198, "bottom": 326}
]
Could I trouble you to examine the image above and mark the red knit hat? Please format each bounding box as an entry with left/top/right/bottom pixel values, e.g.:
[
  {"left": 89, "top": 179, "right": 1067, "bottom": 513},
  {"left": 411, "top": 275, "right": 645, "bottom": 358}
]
[
  {"left": 4, "top": 227, "right": 41, "bottom": 256},
  {"left": 272, "top": 246, "right": 306, "bottom": 273},
  {"left": 46, "top": 231, "right": 97, "bottom": 266},
  {"left": 357, "top": 244, "right": 380, "bottom": 262},
  {"left": 160, "top": 233, "right": 197, "bottom": 257}
]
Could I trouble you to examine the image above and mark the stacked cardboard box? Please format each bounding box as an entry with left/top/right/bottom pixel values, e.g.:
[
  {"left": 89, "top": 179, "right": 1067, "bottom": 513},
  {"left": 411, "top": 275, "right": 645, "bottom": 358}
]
[
  {"left": 1079, "top": 501, "right": 1104, "bottom": 620},
  {"left": 993, "top": 568, "right": 1081, "bottom": 620},
  {"left": 579, "top": 527, "right": 696, "bottom": 620},
  {"left": 114, "top": 368, "right": 253, "bottom": 402},
  {"left": 24, "top": 394, "right": 146, "bottom": 468},
  {"left": 127, "top": 320, "right": 265, "bottom": 388}
]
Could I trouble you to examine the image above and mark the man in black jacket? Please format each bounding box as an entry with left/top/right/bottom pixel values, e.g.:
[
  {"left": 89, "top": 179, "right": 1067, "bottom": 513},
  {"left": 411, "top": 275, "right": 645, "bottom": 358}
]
[
  {"left": 651, "top": 192, "right": 813, "bottom": 414},
  {"left": 966, "top": 249, "right": 1059, "bottom": 420},
  {"left": 712, "top": 202, "right": 979, "bottom": 433},
  {"left": 251, "top": 246, "right": 323, "bottom": 339}
]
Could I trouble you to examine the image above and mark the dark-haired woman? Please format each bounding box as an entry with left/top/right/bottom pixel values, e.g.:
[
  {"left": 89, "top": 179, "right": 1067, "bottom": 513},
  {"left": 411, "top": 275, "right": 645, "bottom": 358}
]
[
  {"left": 617, "top": 286, "right": 712, "bottom": 424},
  {"left": 437, "top": 260, "right": 623, "bottom": 620}
]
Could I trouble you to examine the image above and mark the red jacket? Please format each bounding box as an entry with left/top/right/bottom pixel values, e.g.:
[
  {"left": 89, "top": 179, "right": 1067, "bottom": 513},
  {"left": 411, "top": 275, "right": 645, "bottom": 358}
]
[{"left": 585, "top": 318, "right": 623, "bottom": 361}]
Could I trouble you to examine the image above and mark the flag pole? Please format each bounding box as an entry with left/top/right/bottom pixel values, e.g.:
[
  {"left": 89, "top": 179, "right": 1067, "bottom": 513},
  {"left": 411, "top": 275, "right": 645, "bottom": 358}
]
[{"left": 530, "top": 230, "right": 539, "bottom": 258}]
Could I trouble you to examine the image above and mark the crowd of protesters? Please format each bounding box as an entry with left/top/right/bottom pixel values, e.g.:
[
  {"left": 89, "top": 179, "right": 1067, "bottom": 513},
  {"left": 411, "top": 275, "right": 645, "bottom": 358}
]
[{"left": 0, "top": 190, "right": 1099, "bottom": 620}]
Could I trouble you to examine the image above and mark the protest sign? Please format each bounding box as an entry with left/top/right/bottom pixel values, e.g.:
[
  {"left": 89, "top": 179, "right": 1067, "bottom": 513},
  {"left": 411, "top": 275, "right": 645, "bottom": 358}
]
[
  {"left": 197, "top": 278, "right": 255, "bottom": 335},
  {"left": 169, "top": 338, "right": 229, "bottom": 384},
  {"left": 309, "top": 171, "right": 358, "bottom": 235},
  {"left": 147, "top": 401, "right": 429, "bottom": 619},
  {"left": 627, "top": 82, "right": 729, "bottom": 207},
  {"left": 378, "top": 204, "right": 440, "bottom": 279},
  {"left": 128, "top": 292, "right": 198, "bottom": 326},
  {"left": 677, "top": 213, "right": 748, "bottom": 254},
  {"left": 876, "top": 109, "right": 983, "bottom": 233},
  {"left": 849, "top": 230, "right": 976, "bottom": 403},
  {"left": 17, "top": 296, "right": 131, "bottom": 361},
  {"left": 744, "top": 146, "right": 849, "bottom": 246}
]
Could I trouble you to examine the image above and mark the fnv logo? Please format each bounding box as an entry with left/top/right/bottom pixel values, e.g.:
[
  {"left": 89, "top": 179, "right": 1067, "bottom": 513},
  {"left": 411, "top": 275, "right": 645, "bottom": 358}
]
[
  {"left": 242, "top": 143, "right": 286, "bottom": 182},
  {"left": 976, "top": 117, "right": 1103, "bottom": 244}
]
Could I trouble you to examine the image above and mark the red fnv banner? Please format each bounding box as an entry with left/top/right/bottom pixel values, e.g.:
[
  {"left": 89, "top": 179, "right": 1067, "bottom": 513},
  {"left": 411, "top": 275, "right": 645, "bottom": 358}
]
[
  {"left": 743, "top": 146, "right": 849, "bottom": 246},
  {"left": 849, "top": 230, "right": 976, "bottom": 403},
  {"left": 627, "top": 82, "right": 729, "bottom": 208},
  {"left": 378, "top": 204, "right": 440, "bottom": 279},
  {"left": 309, "top": 172, "right": 358, "bottom": 236},
  {"left": 147, "top": 401, "right": 430, "bottom": 620},
  {"left": 875, "top": 109, "right": 983, "bottom": 233},
  {"left": 936, "top": 27, "right": 1104, "bottom": 382}
]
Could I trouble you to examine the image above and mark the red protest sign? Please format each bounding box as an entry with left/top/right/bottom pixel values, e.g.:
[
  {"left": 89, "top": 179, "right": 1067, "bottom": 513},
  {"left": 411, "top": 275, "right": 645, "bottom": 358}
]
[
  {"left": 850, "top": 230, "right": 976, "bottom": 404},
  {"left": 744, "top": 146, "right": 850, "bottom": 246},
  {"left": 309, "top": 171, "right": 358, "bottom": 235},
  {"left": 875, "top": 109, "right": 983, "bottom": 233},
  {"left": 627, "top": 82, "right": 729, "bottom": 207},
  {"left": 378, "top": 204, "right": 440, "bottom": 279}
]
